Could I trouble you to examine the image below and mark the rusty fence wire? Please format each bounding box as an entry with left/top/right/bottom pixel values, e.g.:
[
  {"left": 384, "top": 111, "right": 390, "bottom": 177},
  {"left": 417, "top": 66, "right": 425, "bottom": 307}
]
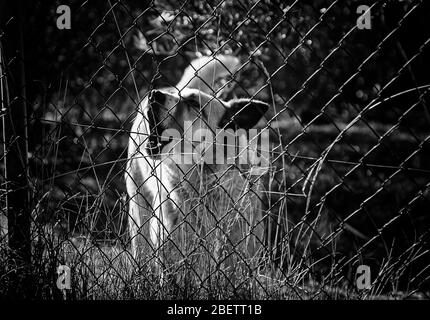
[{"left": 1, "top": 0, "right": 430, "bottom": 299}]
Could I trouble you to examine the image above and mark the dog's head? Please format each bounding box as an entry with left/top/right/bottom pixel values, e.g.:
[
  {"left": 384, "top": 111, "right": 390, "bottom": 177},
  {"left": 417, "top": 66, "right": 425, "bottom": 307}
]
[{"left": 143, "top": 87, "right": 269, "bottom": 167}]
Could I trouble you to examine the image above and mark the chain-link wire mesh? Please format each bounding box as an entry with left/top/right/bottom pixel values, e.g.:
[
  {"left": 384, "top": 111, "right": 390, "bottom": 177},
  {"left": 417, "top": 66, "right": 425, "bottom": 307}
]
[{"left": 1, "top": 0, "right": 430, "bottom": 299}]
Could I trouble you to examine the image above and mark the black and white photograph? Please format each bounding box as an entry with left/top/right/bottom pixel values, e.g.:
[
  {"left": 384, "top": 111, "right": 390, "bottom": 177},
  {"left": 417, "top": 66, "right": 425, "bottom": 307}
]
[{"left": 0, "top": 0, "right": 430, "bottom": 307}]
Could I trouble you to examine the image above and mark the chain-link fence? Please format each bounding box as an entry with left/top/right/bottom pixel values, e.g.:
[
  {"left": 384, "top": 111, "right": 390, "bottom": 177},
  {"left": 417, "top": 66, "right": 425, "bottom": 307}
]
[{"left": 1, "top": 0, "right": 430, "bottom": 299}]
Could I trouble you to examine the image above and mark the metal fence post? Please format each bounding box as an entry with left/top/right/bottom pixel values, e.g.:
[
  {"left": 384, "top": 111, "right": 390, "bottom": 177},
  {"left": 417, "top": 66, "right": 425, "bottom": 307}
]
[{"left": 0, "top": 0, "right": 31, "bottom": 296}]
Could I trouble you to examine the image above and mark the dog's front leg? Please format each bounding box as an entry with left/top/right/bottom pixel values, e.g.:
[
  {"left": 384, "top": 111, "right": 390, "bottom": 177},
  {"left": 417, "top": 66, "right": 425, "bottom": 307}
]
[
  {"left": 150, "top": 186, "right": 179, "bottom": 282},
  {"left": 125, "top": 158, "right": 150, "bottom": 261}
]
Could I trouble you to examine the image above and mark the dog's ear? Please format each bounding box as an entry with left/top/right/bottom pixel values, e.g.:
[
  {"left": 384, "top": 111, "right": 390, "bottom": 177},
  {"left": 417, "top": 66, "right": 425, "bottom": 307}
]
[{"left": 218, "top": 99, "right": 269, "bottom": 130}]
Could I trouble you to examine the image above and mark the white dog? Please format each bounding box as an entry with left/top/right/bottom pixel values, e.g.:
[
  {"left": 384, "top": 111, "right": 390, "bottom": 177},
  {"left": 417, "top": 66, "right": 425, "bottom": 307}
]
[{"left": 125, "top": 55, "right": 270, "bottom": 278}]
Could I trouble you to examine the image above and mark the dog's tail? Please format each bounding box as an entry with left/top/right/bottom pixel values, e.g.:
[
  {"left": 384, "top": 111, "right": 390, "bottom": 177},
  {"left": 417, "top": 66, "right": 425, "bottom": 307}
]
[{"left": 176, "top": 55, "right": 240, "bottom": 95}]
